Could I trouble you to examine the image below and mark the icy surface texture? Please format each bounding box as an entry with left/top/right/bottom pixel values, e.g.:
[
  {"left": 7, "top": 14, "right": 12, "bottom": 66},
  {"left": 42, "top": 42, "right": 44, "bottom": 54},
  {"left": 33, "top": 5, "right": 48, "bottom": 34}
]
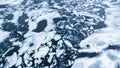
[{"left": 0, "top": 0, "right": 120, "bottom": 68}]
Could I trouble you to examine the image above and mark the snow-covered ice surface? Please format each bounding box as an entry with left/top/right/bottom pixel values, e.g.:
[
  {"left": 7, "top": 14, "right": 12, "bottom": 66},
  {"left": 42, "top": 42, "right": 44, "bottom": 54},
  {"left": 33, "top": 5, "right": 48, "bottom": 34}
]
[{"left": 0, "top": 0, "right": 120, "bottom": 68}]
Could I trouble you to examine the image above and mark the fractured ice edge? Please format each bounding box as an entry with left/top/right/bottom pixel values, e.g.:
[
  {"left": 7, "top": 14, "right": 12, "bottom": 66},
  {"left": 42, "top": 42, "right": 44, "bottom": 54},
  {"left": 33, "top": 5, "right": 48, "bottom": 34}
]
[{"left": 0, "top": 0, "right": 120, "bottom": 68}]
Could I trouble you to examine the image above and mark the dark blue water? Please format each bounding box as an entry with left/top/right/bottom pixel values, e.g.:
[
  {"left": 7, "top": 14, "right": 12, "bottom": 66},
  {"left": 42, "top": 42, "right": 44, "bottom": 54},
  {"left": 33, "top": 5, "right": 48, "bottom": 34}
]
[{"left": 33, "top": 20, "right": 47, "bottom": 32}]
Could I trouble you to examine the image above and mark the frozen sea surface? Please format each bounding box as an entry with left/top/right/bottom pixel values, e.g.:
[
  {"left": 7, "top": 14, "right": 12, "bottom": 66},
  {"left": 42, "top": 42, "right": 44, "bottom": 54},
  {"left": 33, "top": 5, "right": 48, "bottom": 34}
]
[{"left": 0, "top": 0, "right": 120, "bottom": 68}]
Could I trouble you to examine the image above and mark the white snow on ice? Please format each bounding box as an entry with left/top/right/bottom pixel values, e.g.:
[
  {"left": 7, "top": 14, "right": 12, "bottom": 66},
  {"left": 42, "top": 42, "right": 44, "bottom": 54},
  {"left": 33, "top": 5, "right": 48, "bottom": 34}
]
[{"left": 72, "top": 0, "right": 120, "bottom": 68}]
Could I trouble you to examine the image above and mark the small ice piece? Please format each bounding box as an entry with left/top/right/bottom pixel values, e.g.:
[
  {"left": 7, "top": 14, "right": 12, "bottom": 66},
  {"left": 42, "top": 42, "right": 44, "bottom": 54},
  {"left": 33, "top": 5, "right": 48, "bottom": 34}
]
[
  {"left": 48, "top": 53, "right": 55, "bottom": 63},
  {"left": 23, "top": 53, "right": 33, "bottom": 66},
  {"left": 56, "top": 49, "right": 64, "bottom": 57},
  {"left": 34, "top": 46, "right": 49, "bottom": 58},
  {"left": 6, "top": 52, "right": 17, "bottom": 67},
  {"left": 18, "top": 37, "right": 32, "bottom": 55},
  {"left": 0, "top": 30, "right": 10, "bottom": 42},
  {"left": 64, "top": 40, "right": 73, "bottom": 47},
  {"left": 0, "top": 0, "right": 23, "bottom": 5},
  {"left": 54, "top": 34, "right": 61, "bottom": 41},
  {"left": 16, "top": 57, "right": 22, "bottom": 66}
]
